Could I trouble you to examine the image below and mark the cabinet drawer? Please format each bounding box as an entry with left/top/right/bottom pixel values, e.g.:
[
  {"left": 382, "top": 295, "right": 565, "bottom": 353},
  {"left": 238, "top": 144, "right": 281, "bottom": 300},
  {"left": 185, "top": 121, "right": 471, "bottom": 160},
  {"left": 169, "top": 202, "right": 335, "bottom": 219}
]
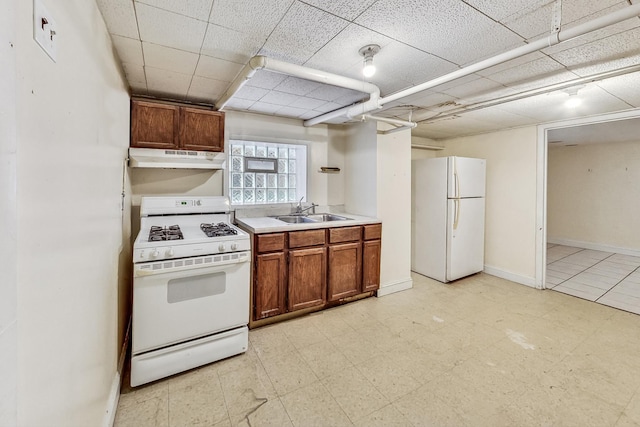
[
  {"left": 329, "top": 226, "right": 362, "bottom": 244},
  {"left": 256, "top": 233, "right": 285, "bottom": 253},
  {"left": 363, "top": 224, "right": 382, "bottom": 240},
  {"left": 289, "top": 229, "right": 325, "bottom": 248}
]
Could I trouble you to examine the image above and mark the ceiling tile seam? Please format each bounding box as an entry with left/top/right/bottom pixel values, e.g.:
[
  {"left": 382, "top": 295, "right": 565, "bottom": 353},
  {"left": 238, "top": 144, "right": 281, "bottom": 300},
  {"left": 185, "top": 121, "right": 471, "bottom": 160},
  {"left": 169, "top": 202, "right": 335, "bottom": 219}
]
[
  {"left": 187, "top": 18, "right": 221, "bottom": 106},
  {"left": 134, "top": 0, "right": 211, "bottom": 24},
  {"left": 593, "top": 82, "right": 636, "bottom": 109},
  {"left": 297, "top": 0, "right": 370, "bottom": 24},
  {"left": 131, "top": 1, "right": 145, "bottom": 89}
]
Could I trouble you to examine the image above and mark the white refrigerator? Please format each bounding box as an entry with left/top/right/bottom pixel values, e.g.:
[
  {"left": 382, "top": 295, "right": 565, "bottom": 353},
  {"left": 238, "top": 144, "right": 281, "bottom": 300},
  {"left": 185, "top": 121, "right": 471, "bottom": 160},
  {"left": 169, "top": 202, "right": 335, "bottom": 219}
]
[{"left": 412, "top": 156, "right": 486, "bottom": 283}]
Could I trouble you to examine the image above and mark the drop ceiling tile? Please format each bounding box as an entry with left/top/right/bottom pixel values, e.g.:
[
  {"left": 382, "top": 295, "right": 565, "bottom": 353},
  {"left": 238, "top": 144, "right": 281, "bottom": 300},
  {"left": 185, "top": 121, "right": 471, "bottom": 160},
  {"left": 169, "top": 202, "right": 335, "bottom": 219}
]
[
  {"left": 194, "top": 55, "right": 244, "bottom": 82},
  {"left": 354, "top": 0, "right": 525, "bottom": 65},
  {"left": 333, "top": 90, "right": 369, "bottom": 106},
  {"left": 462, "top": 0, "right": 550, "bottom": 22},
  {"left": 122, "top": 63, "right": 147, "bottom": 87},
  {"left": 249, "top": 101, "right": 283, "bottom": 114},
  {"left": 111, "top": 35, "right": 144, "bottom": 66},
  {"left": 307, "top": 85, "right": 362, "bottom": 102},
  {"left": 304, "top": 23, "right": 393, "bottom": 75},
  {"left": 187, "top": 76, "right": 229, "bottom": 102},
  {"left": 383, "top": 91, "right": 458, "bottom": 110},
  {"left": 261, "top": 2, "right": 349, "bottom": 64},
  {"left": 136, "top": 3, "right": 207, "bottom": 53},
  {"left": 299, "top": 110, "right": 322, "bottom": 120},
  {"left": 259, "top": 91, "right": 301, "bottom": 106},
  {"left": 503, "top": 0, "right": 622, "bottom": 40},
  {"left": 497, "top": 85, "right": 632, "bottom": 123},
  {"left": 475, "top": 52, "right": 546, "bottom": 78},
  {"left": 550, "top": 27, "right": 640, "bottom": 76},
  {"left": 135, "top": 0, "right": 213, "bottom": 20},
  {"left": 313, "top": 101, "right": 343, "bottom": 114},
  {"left": 595, "top": 71, "right": 640, "bottom": 107},
  {"left": 486, "top": 56, "right": 576, "bottom": 87},
  {"left": 145, "top": 66, "right": 192, "bottom": 98},
  {"left": 457, "top": 107, "right": 537, "bottom": 128},
  {"left": 438, "top": 77, "right": 508, "bottom": 101},
  {"left": 201, "top": 24, "right": 264, "bottom": 64},
  {"left": 372, "top": 41, "right": 459, "bottom": 86},
  {"left": 288, "top": 96, "right": 327, "bottom": 110},
  {"left": 275, "top": 77, "right": 322, "bottom": 96},
  {"left": 209, "top": 0, "right": 293, "bottom": 40},
  {"left": 234, "top": 86, "right": 269, "bottom": 101},
  {"left": 245, "top": 71, "right": 288, "bottom": 90},
  {"left": 301, "top": 0, "right": 378, "bottom": 21},
  {"left": 275, "top": 105, "right": 308, "bottom": 118},
  {"left": 225, "top": 98, "right": 256, "bottom": 110},
  {"left": 96, "top": 0, "right": 139, "bottom": 39},
  {"left": 142, "top": 42, "right": 199, "bottom": 75}
]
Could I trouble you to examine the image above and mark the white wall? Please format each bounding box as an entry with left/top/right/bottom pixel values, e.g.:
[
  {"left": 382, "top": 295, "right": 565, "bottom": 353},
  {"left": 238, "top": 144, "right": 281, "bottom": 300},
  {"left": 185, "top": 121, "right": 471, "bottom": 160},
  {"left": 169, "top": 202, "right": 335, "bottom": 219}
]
[
  {"left": 377, "top": 125, "right": 413, "bottom": 295},
  {"left": 548, "top": 140, "right": 640, "bottom": 251},
  {"left": 343, "top": 121, "right": 377, "bottom": 216},
  {"left": 15, "top": 0, "right": 130, "bottom": 425},
  {"left": 440, "top": 126, "right": 539, "bottom": 285},
  {"left": 0, "top": 0, "right": 18, "bottom": 424}
]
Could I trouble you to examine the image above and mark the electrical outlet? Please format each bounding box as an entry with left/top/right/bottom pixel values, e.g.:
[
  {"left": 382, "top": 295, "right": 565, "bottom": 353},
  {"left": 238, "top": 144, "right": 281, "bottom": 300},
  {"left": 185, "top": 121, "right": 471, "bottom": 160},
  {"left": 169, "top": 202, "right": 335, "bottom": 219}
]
[{"left": 33, "top": 0, "right": 57, "bottom": 62}]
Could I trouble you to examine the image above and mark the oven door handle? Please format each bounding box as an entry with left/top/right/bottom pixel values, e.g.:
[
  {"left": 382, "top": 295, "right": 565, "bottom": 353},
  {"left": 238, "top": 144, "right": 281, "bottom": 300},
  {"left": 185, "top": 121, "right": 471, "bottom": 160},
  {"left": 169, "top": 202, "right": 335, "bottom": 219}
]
[{"left": 134, "top": 253, "right": 250, "bottom": 278}]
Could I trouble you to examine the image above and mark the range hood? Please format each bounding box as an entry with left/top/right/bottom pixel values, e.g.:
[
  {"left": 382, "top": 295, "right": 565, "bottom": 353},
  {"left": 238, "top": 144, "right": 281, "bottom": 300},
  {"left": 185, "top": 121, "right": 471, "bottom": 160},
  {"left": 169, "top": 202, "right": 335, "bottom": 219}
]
[{"left": 128, "top": 148, "right": 226, "bottom": 170}]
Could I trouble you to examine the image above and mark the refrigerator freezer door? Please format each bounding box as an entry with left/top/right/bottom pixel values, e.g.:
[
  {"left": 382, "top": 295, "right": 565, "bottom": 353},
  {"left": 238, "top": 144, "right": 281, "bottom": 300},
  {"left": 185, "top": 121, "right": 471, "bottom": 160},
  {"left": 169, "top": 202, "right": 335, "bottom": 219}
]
[
  {"left": 446, "top": 197, "right": 485, "bottom": 281},
  {"left": 447, "top": 157, "right": 486, "bottom": 199}
]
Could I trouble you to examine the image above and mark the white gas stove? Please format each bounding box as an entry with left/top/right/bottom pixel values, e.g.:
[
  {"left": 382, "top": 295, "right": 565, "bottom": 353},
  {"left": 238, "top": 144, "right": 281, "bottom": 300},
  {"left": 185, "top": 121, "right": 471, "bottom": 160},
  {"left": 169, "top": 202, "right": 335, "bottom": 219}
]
[{"left": 131, "top": 196, "right": 251, "bottom": 387}]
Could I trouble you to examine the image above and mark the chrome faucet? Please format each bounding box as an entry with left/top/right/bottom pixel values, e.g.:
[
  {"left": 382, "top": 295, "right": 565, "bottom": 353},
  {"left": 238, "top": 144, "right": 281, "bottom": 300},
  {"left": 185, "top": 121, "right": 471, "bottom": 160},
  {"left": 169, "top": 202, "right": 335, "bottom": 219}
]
[{"left": 294, "top": 197, "right": 318, "bottom": 215}]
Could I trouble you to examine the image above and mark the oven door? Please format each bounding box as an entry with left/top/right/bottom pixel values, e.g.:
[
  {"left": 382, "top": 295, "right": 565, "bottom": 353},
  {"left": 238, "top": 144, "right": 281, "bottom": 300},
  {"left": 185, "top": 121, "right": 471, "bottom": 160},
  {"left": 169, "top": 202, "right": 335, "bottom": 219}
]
[{"left": 132, "top": 252, "right": 250, "bottom": 355}]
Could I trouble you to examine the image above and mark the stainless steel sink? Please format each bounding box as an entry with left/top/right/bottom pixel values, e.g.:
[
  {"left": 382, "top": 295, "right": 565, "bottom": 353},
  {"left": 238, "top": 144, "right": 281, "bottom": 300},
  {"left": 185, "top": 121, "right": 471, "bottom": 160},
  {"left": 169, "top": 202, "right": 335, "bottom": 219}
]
[
  {"left": 307, "top": 213, "right": 352, "bottom": 221},
  {"left": 274, "top": 215, "right": 318, "bottom": 224}
]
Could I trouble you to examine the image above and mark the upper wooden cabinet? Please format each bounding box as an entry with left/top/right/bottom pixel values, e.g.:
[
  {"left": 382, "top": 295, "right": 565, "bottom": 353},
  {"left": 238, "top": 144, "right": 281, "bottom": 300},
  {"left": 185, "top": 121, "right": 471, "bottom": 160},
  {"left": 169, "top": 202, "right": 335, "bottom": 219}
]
[{"left": 130, "top": 100, "right": 224, "bottom": 152}]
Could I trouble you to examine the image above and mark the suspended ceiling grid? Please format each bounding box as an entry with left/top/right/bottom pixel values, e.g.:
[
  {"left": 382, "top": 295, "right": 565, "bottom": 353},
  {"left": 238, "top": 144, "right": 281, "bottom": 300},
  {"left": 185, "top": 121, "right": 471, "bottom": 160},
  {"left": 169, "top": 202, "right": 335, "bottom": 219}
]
[{"left": 95, "top": 0, "right": 640, "bottom": 140}]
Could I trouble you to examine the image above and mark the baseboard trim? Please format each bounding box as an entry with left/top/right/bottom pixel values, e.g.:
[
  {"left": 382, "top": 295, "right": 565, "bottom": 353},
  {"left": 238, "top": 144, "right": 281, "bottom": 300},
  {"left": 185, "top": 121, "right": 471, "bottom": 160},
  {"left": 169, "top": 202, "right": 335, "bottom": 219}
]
[
  {"left": 103, "top": 317, "right": 131, "bottom": 427},
  {"left": 376, "top": 277, "right": 413, "bottom": 297},
  {"left": 483, "top": 265, "right": 538, "bottom": 289},
  {"left": 547, "top": 238, "right": 640, "bottom": 258}
]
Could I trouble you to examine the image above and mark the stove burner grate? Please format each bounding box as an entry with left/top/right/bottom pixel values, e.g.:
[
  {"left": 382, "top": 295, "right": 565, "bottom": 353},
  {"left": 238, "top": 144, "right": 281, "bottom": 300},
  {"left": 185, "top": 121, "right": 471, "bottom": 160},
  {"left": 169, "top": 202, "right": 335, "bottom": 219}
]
[
  {"left": 149, "top": 225, "right": 183, "bottom": 242},
  {"left": 200, "top": 222, "right": 238, "bottom": 238}
]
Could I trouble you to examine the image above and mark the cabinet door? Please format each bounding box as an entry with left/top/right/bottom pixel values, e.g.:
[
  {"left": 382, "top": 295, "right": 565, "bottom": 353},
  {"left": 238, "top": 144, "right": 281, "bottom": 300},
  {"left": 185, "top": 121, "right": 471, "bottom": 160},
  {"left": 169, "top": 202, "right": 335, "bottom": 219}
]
[
  {"left": 362, "top": 240, "right": 381, "bottom": 292},
  {"left": 288, "top": 247, "right": 326, "bottom": 312},
  {"left": 328, "top": 242, "right": 362, "bottom": 302},
  {"left": 255, "top": 252, "right": 286, "bottom": 320},
  {"left": 131, "top": 100, "right": 179, "bottom": 149},
  {"left": 179, "top": 108, "right": 224, "bottom": 152}
]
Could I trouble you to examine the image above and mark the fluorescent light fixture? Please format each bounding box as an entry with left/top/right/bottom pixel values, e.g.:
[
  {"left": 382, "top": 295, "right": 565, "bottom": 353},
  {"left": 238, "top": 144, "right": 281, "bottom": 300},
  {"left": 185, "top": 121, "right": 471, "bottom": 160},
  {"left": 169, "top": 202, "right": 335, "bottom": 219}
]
[{"left": 359, "top": 44, "right": 380, "bottom": 79}]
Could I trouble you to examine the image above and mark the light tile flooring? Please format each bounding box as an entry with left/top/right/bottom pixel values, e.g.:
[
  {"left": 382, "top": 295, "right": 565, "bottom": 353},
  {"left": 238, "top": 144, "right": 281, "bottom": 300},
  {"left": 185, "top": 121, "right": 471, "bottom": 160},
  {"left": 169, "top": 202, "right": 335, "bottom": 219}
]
[
  {"left": 115, "top": 272, "right": 640, "bottom": 427},
  {"left": 547, "top": 244, "right": 640, "bottom": 315}
]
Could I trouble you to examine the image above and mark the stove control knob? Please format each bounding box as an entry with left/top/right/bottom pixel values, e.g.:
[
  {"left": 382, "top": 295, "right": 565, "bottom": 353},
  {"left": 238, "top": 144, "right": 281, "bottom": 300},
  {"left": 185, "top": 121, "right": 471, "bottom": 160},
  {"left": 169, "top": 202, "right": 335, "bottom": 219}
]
[
  {"left": 166, "top": 248, "right": 174, "bottom": 257},
  {"left": 196, "top": 199, "right": 202, "bottom": 206},
  {"left": 231, "top": 243, "right": 238, "bottom": 251},
  {"left": 218, "top": 243, "right": 226, "bottom": 252},
  {"left": 151, "top": 249, "right": 160, "bottom": 259}
]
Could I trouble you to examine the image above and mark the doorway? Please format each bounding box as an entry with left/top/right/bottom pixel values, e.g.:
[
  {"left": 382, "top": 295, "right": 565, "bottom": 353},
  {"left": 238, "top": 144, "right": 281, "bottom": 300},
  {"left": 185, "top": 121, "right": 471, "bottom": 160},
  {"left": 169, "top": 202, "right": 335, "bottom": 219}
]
[{"left": 536, "top": 110, "right": 640, "bottom": 314}]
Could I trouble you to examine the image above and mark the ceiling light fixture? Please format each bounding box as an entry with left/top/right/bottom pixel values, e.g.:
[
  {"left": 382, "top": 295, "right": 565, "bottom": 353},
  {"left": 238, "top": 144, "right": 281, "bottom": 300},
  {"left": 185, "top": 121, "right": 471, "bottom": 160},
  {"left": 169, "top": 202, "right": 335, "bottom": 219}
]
[
  {"left": 564, "top": 85, "right": 585, "bottom": 108},
  {"left": 359, "top": 44, "right": 380, "bottom": 78}
]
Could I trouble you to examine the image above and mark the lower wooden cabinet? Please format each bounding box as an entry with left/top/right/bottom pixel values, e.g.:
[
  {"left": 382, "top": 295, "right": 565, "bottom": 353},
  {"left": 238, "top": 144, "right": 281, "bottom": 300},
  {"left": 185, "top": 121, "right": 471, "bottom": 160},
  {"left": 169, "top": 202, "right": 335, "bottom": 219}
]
[
  {"left": 254, "top": 252, "right": 286, "bottom": 319},
  {"left": 250, "top": 223, "right": 381, "bottom": 325},
  {"left": 328, "top": 242, "right": 362, "bottom": 301},
  {"left": 362, "top": 239, "right": 381, "bottom": 292},
  {"left": 288, "top": 247, "right": 327, "bottom": 311}
]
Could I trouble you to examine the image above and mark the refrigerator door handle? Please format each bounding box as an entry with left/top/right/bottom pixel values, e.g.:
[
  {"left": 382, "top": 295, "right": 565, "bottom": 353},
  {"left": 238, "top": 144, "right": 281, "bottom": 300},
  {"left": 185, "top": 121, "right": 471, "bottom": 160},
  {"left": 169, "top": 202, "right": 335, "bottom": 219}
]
[{"left": 453, "top": 198, "right": 460, "bottom": 230}]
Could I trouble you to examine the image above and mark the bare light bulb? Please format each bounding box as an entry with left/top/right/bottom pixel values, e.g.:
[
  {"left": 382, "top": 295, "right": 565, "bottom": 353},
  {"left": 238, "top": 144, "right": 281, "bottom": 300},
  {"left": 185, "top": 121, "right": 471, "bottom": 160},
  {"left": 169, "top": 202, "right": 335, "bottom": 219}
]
[{"left": 362, "top": 57, "right": 376, "bottom": 77}]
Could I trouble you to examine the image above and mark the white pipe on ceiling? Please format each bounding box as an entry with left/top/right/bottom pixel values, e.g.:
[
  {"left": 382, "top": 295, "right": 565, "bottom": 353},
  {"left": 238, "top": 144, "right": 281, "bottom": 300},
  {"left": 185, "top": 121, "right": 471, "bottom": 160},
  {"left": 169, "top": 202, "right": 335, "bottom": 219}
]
[
  {"left": 305, "top": 2, "right": 640, "bottom": 126},
  {"left": 361, "top": 114, "right": 417, "bottom": 128},
  {"left": 216, "top": 55, "right": 380, "bottom": 112}
]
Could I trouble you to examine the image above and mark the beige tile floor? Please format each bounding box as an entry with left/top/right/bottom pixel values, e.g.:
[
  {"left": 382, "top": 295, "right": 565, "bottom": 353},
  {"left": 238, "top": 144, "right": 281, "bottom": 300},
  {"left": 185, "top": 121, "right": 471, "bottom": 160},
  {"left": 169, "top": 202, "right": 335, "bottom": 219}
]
[
  {"left": 115, "top": 272, "right": 640, "bottom": 427},
  {"left": 547, "top": 244, "right": 640, "bottom": 315}
]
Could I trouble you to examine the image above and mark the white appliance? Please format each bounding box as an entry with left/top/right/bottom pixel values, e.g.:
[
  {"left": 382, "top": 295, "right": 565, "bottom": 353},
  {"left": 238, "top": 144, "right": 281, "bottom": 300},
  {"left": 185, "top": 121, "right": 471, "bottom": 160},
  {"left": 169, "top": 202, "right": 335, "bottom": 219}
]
[
  {"left": 131, "top": 196, "right": 251, "bottom": 387},
  {"left": 412, "top": 156, "right": 486, "bottom": 283}
]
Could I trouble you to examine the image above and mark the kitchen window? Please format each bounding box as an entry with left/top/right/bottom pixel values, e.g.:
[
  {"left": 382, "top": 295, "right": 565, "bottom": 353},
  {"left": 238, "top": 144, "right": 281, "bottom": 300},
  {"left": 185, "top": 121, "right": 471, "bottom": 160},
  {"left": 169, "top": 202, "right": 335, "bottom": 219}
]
[{"left": 228, "top": 140, "right": 307, "bottom": 205}]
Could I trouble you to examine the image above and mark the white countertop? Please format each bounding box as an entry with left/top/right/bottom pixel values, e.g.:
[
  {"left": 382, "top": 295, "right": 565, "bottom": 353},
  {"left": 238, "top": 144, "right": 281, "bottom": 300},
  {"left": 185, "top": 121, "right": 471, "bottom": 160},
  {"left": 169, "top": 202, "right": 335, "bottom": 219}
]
[{"left": 235, "top": 213, "right": 381, "bottom": 234}]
